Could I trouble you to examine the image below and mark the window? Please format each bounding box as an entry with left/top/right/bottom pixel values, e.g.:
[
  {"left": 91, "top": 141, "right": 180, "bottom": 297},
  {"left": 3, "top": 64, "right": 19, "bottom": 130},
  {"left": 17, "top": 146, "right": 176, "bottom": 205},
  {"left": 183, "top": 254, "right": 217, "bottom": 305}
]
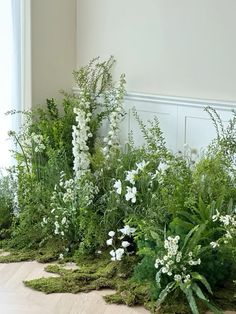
[{"left": 0, "top": 0, "right": 31, "bottom": 170}]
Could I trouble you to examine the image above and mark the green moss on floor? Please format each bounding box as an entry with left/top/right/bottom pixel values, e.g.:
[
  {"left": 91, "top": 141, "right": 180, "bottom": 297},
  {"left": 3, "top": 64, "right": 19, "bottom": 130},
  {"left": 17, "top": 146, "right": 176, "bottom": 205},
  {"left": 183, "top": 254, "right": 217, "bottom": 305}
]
[
  {"left": 24, "top": 255, "right": 236, "bottom": 314},
  {"left": 0, "top": 247, "right": 235, "bottom": 314},
  {"left": 0, "top": 243, "right": 62, "bottom": 263}
]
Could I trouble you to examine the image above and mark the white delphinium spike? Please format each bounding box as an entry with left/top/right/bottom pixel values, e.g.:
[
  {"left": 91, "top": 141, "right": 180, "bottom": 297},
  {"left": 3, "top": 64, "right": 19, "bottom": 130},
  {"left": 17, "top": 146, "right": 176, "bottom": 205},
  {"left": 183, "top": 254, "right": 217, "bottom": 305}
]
[{"left": 72, "top": 106, "right": 91, "bottom": 179}]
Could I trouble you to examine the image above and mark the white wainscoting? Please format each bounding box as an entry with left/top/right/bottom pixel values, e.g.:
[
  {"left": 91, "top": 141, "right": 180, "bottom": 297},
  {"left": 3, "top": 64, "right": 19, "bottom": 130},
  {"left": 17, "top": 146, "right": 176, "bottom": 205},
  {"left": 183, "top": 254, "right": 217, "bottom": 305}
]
[{"left": 122, "top": 92, "right": 236, "bottom": 154}]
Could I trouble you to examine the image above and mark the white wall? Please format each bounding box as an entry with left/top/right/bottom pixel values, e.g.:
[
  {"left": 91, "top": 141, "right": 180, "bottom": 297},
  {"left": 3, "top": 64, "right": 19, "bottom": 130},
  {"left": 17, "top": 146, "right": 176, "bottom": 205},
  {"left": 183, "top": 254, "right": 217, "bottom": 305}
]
[
  {"left": 77, "top": 0, "right": 236, "bottom": 102},
  {"left": 31, "top": 0, "right": 77, "bottom": 106}
]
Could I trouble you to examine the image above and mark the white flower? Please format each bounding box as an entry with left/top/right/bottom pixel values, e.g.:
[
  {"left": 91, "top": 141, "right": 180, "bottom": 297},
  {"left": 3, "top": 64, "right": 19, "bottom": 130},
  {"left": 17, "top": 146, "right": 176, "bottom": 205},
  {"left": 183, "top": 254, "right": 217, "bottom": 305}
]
[
  {"left": 106, "top": 238, "right": 113, "bottom": 246},
  {"left": 61, "top": 217, "right": 67, "bottom": 225},
  {"left": 220, "top": 215, "right": 231, "bottom": 226},
  {"left": 121, "top": 241, "right": 130, "bottom": 248},
  {"left": 174, "top": 274, "right": 182, "bottom": 282},
  {"left": 108, "top": 231, "right": 115, "bottom": 237},
  {"left": 110, "top": 250, "right": 116, "bottom": 257},
  {"left": 158, "top": 162, "right": 168, "bottom": 172},
  {"left": 183, "top": 274, "right": 191, "bottom": 283},
  {"left": 155, "top": 258, "right": 161, "bottom": 269},
  {"left": 210, "top": 241, "right": 219, "bottom": 249},
  {"left": 161, "top": 267, "right": 168, "bottom": 273},
  {"left": 136, "top": 160, "right": 149, "bottom": 171},
  {"left": 119, "top": 225, "right": 136, "bottom": 236},
  {"left": 114, "top": 180, "right": 122, "bottom": 194},
  {"left": 212, "top": 209, "right": 220, "bottom": 222},
  {"left": 72, "top": 106, "right": 91, "bottom": 179},
  {"left": 125, "top": 186, "right": 137, "bottom": 203},
  {"left": 59, "top": 253, "right": 64, "bottom": 260},
  {"left": 225, "top": 231, "right": 232, "bottom": 239},
  {"left": 115, "top": 248, "right": 125, "bottom": 261},
  {"left": 125, "top": 170, "right": 138, "bottom": 185}
]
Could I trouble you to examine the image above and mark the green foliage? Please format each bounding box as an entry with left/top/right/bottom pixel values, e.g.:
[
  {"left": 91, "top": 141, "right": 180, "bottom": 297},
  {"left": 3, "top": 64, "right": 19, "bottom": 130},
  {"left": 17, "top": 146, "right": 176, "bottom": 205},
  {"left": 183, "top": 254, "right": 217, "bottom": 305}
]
[
  {"left": 0, "top": 175, "right": 14, "bottom": 239},
  {"left": 1, "top": 58, "right": 236, "bottom": 313}
]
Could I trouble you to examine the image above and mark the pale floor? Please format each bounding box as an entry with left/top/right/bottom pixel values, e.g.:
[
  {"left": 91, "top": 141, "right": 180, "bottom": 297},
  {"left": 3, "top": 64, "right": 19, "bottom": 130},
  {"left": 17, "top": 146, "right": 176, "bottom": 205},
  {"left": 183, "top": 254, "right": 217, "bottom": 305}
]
[
  {"left": 0, "top": 261, "right": 235, "bottom": 314},
  {"left": 0, "top": 261, "right": 149, "bottom": 314}
]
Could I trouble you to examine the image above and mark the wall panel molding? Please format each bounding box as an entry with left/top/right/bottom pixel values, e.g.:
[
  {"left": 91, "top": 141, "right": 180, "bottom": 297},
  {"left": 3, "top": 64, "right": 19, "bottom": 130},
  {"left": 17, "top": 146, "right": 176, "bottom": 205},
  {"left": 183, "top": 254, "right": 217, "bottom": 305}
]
[
  {"left": 73, "top": 87, "right": 236, "bottom": 154},
  {"left": 123, "top": 92, "right": 236, "bottom": 153}
]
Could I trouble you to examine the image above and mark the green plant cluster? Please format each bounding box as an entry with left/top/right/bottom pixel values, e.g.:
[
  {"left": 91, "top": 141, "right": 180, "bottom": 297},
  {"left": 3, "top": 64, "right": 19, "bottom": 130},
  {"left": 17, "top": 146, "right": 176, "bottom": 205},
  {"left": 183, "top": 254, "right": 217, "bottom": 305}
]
[{"left": 0, "top": 57, "right": 236, "bottom": 313}]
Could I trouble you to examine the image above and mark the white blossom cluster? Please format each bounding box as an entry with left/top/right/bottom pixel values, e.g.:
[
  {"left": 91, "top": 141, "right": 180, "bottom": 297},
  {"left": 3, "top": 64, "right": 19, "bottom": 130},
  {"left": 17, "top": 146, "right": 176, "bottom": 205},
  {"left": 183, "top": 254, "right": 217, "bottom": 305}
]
[
  {"left": 21, "top": 132, "right": 46, "bottom": 158},
  {"left": 103, "top": 75, "right": 125, "bottom": 158},
  {"left": 113, "top": 160, "right": 149, "bottom": 204},
  {"left": 42, "top": 172, "right": 77, "bottom": 239},
  {"left": 31, "top": 132, "right": 46, "bottom": 153},
  {"left": 42, "top": 170, "right": 99, "bottom": 241},
  {"left": 210, "top": 210, "right": 236, "bottom": 248},
  {"left": 106, "top": 225, "right": 136, "bottom": 261},
  {"left": 72, "top": 105, "right": 92, "bottom": 179},
  {"left": 155, "top": 236, "right": 201, "bottom": 284}
]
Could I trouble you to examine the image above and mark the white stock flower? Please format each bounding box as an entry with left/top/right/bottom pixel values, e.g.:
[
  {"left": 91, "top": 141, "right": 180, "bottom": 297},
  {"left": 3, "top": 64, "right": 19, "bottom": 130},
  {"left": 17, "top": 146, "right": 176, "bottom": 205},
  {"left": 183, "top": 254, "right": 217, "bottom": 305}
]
[
  {"left": 125, "top": 186, "right": 137, "bottom": 203},
  {"left": 115, "top": 248, "right": 125, "bottom": 261},
  {"left": 108, "top": 231, "right": 115, "bottom": 237},
  {"left": 121, "top": 241, "right": 130, "bottom": 248},
  {"left": 106, "top": 238, "right": 113, "bottom": 246},
  {"left": 110, "top": 250, "right": 116, "bottom": 257},
  {"left": 114, "top": 180, "right": 122, "bottom": 194}
]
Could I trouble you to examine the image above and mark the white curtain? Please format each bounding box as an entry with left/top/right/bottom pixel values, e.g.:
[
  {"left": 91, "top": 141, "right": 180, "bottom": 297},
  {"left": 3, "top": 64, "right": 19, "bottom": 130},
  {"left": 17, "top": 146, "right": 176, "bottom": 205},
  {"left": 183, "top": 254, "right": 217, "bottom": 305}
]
[{"left": 0, "top": 0, "right": 21, "bottom": 170}]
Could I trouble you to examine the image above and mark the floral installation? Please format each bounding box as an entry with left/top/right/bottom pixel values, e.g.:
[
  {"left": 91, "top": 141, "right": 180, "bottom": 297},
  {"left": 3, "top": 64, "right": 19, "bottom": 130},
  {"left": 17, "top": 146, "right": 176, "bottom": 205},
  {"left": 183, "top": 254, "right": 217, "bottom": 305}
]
[{"left": 1, "top": 59, "right": 236, "bottom": 314}]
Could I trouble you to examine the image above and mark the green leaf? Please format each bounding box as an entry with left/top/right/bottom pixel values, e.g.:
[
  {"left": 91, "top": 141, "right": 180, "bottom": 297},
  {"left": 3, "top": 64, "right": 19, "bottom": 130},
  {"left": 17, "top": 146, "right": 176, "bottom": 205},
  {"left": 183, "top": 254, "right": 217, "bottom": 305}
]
[
  {"left": 180, "top": 285, "right": 199, "bottom": 314},
  {"left": 155, "top": 269, "right": 162, "bottom": 289},
  {"left": 203, "top": 301, "right": 223, "bottom": 314},
  {"left": 187, "top": 223, "right": 207, "bottom": 252},
  {"left": 191, "top": 272, "right": 213, "bottom": 294},
  {"left": 157, "top": 282, "right": 175, "bottom": 307},
  {"left": 181, "top": 225, "right": 199, "bottom": 252},
  {"left": 192, "top": 282, "right": 209, "bottom": 301}
]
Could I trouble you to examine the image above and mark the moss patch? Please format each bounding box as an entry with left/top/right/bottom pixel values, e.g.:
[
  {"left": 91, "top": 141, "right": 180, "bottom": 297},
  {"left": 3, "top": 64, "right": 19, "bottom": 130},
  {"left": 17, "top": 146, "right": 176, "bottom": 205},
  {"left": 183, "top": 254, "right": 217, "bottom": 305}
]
[
  {"left": 0, "top": 243, "right": 62, "bottom": 263},
  {"left": 0, "top": 249, "right": 233, "bottom": 314},
  {"left": 24, "top": 256, "right": 236, "bottom": 314}
]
